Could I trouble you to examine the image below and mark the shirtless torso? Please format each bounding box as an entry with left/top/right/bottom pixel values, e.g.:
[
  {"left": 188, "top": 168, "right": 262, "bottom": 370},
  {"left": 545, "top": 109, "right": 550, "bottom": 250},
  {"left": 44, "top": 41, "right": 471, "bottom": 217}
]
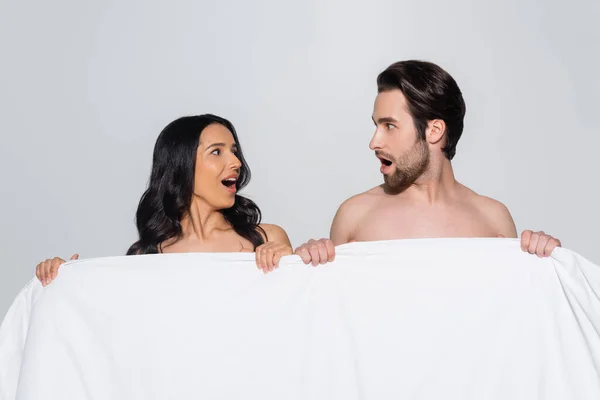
[
  {"left": 331, "top": 183, "right": 517, "bottom": 245},
  {"left": 294, "top": 60, "right": 560, "bottom": 263}
]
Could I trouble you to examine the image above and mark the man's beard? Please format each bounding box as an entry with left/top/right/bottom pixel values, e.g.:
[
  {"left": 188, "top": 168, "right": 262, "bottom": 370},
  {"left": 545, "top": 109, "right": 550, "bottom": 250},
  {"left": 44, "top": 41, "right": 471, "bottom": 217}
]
[{"left": 383, "top": 138, "right": 430, "bottom": 191}]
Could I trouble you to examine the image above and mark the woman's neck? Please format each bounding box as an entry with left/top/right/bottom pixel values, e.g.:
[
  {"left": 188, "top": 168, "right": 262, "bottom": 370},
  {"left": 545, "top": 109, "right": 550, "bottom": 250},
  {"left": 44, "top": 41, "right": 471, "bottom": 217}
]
[{"left": 179, "top": 198, "right": 231, "bottom": 241}]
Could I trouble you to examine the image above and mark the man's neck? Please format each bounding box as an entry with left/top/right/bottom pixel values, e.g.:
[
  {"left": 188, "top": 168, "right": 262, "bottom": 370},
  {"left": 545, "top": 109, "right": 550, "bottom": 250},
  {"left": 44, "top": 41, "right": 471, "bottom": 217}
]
[{"left": 406, "top": 157, "right": 458, "bottom": 204}]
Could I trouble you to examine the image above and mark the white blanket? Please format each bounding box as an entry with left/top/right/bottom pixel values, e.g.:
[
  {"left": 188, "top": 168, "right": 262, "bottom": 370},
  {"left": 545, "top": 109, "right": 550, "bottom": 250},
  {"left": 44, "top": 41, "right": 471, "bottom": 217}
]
[{"left": 1, "top": 239, "right": 599, "bottom": 399}]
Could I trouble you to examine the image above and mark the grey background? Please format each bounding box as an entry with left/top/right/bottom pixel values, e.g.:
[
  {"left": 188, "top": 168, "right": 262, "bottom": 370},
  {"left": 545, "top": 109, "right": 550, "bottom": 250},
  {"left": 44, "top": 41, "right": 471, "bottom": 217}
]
[{"left": 1, "top": 0, "right": 599, "bottom": 316}]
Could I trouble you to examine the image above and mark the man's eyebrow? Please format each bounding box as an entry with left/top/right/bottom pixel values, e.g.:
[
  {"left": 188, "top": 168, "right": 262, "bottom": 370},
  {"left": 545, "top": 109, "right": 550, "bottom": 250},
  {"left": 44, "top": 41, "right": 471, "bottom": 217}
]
[{"left": 374, "top": 117, "right": 399, "bottom": 124}]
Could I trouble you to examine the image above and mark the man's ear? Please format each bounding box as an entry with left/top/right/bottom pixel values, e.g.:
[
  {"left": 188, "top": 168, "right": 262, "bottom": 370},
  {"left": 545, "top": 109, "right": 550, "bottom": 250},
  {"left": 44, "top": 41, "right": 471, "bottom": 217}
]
[{"left": 426, "top": 119, "right": 446, "bottom": 145}]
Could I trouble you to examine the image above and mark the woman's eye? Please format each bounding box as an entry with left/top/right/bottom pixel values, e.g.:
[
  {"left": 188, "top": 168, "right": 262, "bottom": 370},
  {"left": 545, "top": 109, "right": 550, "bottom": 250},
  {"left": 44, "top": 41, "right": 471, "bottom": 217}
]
[{"left": 211, "top": 149, "right": 220, "bottom": 155}]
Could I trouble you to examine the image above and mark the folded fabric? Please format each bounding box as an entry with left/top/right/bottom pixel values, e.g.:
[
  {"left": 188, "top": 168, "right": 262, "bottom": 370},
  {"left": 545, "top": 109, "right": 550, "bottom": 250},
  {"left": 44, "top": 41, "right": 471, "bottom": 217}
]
[{"left": 1, "top": 238, "right": 599, "bottom": 399}]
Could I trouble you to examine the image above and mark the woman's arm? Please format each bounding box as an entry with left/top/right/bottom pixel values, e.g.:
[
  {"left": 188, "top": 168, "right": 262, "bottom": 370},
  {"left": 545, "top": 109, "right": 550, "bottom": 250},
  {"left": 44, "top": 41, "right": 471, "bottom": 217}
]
[{"left": 255, "top": 224, "right": 293, "bottom": 273}]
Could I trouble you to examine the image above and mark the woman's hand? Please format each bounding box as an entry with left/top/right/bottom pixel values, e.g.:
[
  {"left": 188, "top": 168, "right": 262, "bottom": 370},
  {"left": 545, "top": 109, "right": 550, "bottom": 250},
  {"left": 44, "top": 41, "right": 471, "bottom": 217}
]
[
  {"left": 255, "top": 242, "right": 292, "bottom": 274},
  {"left": 36, "top": 254, "right": 79, "bottom": 286}
]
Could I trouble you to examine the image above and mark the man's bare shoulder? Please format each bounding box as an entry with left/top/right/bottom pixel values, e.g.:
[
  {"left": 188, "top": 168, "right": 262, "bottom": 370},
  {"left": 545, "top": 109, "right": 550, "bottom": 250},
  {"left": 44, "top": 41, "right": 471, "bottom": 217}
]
[
  {"left": 460, "top": 186, "right": 517, "bottom": 237},
  {"left": 471, "top": 193, "right": 510, "bottom": 217},
  {"left": 329, "top": 186, "right": 383, "bottom": 244},
  {"left": 338, "top": 185, "right": 384, "bottom": 213}
]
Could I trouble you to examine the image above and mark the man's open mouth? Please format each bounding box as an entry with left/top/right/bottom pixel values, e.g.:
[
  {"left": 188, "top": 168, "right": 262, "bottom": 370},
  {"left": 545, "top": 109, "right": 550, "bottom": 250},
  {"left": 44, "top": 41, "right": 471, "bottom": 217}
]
[
  {"left": 378, "top": 157, "right": 393, "bottom": 167},
  {"left": 377, "top": 153, "right": 393, "bottom": 167}
]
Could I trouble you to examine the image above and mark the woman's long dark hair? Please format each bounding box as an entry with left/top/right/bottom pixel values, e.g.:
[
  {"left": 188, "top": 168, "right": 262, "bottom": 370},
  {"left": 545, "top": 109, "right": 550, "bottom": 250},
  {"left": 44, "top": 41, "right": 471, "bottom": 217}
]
[{"left": 127, "top": 114, "right": 266, "bottom": 255}]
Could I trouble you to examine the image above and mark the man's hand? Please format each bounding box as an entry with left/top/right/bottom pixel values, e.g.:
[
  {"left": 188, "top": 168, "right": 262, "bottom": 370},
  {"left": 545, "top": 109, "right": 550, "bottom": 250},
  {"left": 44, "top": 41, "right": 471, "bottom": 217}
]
[
  {"left": 520, "top": 230, "right": 561, "bottom": 257},
  {"left": 294, "top": 238, "right": 335, "bottom": 266}
]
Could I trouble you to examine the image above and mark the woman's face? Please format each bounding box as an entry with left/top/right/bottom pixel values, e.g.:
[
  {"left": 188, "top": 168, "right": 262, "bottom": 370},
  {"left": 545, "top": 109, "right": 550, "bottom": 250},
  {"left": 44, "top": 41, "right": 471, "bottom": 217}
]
[{"left": 193, "top": 123, "right": 241, "bottom": 210}]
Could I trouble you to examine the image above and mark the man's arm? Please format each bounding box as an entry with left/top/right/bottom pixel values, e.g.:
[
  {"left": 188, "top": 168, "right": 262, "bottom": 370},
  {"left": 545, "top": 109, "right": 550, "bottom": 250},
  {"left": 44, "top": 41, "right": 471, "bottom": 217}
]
[
  {"left": 329, "top": 199, "right": 357, "bottom": 245},
  {"left": 484, "top": 199, "right": 518, "bottom": 238},
  {"left": 482, "top": 196, "right": 561, "bottom": 257},
  {"left": 295, "top": 194, "right": 364, "bottom": 265}
]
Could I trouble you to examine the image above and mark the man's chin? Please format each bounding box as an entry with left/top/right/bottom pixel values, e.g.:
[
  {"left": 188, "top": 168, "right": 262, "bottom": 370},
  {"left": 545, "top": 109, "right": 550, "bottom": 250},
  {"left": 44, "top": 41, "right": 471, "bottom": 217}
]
[
  {"left": 383, "top": 173, "right": 398, "bottom": 186},
  {"left": 383, "top": 173, "right": 410, "bottom": 194}
]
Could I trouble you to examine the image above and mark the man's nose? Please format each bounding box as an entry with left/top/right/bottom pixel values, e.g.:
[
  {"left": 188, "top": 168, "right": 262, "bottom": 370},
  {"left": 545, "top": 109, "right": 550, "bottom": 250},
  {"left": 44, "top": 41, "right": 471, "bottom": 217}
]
[{"left": 369, "top": 129, "right": 383, "bottom": 150}]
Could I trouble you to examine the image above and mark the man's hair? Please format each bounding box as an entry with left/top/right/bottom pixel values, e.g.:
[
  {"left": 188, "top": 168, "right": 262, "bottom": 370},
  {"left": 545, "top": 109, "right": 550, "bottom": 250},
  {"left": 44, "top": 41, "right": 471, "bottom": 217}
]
[{"left": 377, "top": 60, "right": 466, "bottom": 160}]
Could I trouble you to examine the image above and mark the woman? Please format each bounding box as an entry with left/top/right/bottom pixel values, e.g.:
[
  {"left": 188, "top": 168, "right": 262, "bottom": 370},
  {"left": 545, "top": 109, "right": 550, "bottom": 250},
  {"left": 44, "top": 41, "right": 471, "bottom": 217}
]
[{"left": 36, "top": 114, "right": 292, "bottom": 286}]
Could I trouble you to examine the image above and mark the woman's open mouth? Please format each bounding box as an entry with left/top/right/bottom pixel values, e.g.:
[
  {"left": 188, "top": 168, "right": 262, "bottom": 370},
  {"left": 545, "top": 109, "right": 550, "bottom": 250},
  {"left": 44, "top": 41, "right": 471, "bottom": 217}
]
[{"left": 221, "top": 176, "right": 237, "bottom": 193}]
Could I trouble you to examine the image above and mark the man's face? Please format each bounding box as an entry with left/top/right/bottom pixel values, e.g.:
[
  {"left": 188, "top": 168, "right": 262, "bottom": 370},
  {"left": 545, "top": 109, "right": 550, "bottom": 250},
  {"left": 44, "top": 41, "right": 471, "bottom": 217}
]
[{"left": 370, "top": 89, "right": 430, "bottom": 190}]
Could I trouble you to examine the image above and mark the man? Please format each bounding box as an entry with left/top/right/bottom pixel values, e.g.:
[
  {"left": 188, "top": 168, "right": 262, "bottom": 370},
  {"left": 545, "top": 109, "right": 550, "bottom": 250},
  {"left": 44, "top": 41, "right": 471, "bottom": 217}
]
[{"left": 295, "top": 60, "right": 561, "bottom": 266}]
